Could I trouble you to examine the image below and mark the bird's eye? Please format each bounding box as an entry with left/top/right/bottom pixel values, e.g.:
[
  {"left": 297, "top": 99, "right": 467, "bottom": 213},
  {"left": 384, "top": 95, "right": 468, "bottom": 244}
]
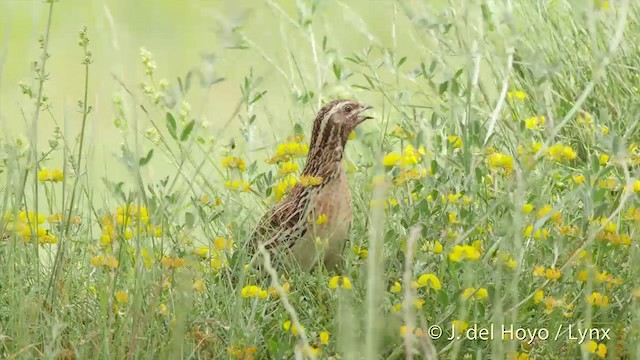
[{"left": 344, "top": 104, "right": 353, "bottom": 112}]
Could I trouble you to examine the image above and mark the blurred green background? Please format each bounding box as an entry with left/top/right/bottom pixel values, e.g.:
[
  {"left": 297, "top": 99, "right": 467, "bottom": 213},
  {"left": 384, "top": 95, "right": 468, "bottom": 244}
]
[{"left": 1, "top": 0, "right": 435, "bottom": 188}]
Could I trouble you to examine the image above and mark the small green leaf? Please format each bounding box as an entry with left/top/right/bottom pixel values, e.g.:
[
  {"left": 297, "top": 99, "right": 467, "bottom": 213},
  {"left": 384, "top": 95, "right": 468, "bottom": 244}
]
[
  {"left": 438, "top": 81, "right": 449, "bottom": 95},
  {"left": 166, "top": 112, "right": 177, "bottom": 140},
  {"left": 185, "top": 212, "right": 195, "bottom": 228},
  {"left": 332, "top": 62, "right": 342, "bottom": 80},
  {"left": 180, "top": 120, "right": 196, "bottom": 142},
  {"left": 397, "top": 56, "right": 407, "bottom": 67},
  {"left": 139, "top": 149, "right": 154, "bottom": 166},
  {"left": 185, "top": 70, "right": 193, "bottom": 93}
]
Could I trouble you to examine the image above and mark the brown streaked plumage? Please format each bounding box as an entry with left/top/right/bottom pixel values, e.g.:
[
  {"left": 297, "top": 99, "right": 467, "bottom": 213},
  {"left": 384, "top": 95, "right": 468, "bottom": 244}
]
[{"left": 250, "top": 99, "right": 373, "bottom": 272}]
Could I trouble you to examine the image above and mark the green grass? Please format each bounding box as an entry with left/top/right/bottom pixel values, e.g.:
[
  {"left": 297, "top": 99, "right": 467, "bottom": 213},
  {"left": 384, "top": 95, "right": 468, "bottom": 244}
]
[{"left": 2, "top": 0, "right": 640, "bottom": 359}]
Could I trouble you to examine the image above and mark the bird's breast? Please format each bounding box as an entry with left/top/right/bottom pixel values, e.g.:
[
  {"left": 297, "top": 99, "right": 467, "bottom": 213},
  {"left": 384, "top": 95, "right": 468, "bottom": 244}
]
[{"left": 308, "top": 167, "right": 352, "bottom": 267}]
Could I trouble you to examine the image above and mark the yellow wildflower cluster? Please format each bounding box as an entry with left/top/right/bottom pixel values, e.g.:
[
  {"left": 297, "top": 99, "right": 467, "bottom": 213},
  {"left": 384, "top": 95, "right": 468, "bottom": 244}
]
[
  {"left": 225, "top": 179, "right": 251, "bottom": 192},
  {"left": 449, "top": 244, "right": 482, "bottom": 262},
  {"left": 90, "top": 254, "right": 119, "bottom": 269},
  {"left": 278, "top": 160, "right": 299, "bottom": 175},
  {"left": 226, "top": 345, "right": 258, "bottom": 360},
  {"left": 221, "top": 156, "right": 247, "bottom": 172},
  {"left": 487, "top": 152, "right": 514, "bottom": 174},
  {"left": 193, "top": 237, "right": 234, "bottom": 273},
  {"left": 493, "top": 252, "right": 517, "bottom": 270},
  {"left": 447, "top": 135, "right": 463, "bottom": 149},
  {"left": 383, "top": 144, "right": 426, "bottom": 168},
  {"left": 461, "top": 287, "right": 488, "bottom": 301},
  {"left": 100, "top": 205, "right": 161, "bottom": 246},
  {"left": 273, "top": 174, "right": 297, "bottom": 201},
  {"left": 507, "top": 90, "right": 527, "bottom": 100},
  {"left": 328, "top": 275, "right": 353, "bottom": 290},
  {"left": 412, "top": 273, "right": 442, "bottom": 290},
  {"left": 533, "top": 265, "right": 562, "bottom": 281},
  {"left": 524, "top": 115, "right": 545, "bottom": 130},
  {"left": 161, "top": 255, "right": 186, "bottom": 269},
  {"left": 382, "top": 144, "right": 429, "bottom": 185},
  {"left": 2, "top": 211, "right": 58, "bottom": 244},
  {"left": 586, "top": 292, "right": 610, "bottom": 307},
  {"left": 545, "top": 143, "right": 577, "bottom": 162},
  {"left": 241, "top": 285, "right": 268, "bottom": 299},
  {"left": 583, "top": 341, "right": 607, "bottom": 358},
  {"left": 391, "top": 125, "right": 416, "bottom": 140},
  {"left": 37, "top": 168, "right": 64, "bottom": 183},
  {"left": 266, "top": 136, "right": 309, "bottom": 164}
]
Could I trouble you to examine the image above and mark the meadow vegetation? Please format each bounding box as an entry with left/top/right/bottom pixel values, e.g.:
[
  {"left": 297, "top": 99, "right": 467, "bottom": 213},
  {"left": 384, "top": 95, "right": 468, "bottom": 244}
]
[{"left": 2, "top": 0, "right": 640, "bottom": 359}]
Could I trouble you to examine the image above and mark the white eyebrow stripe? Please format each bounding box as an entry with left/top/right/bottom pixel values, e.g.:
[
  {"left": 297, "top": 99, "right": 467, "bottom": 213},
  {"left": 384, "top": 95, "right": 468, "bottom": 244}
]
[{"left": 316, "top": 101, "right": 350, "bottom": 148}]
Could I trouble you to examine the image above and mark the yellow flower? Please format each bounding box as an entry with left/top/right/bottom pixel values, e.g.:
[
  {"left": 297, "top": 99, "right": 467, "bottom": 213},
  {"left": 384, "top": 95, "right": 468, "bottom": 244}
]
[
  {"left": 448, "top": 212, "right": 459, "bottom": 224},
  {"left": 47, "top": 213, "right": 63, "bottom": 223},
  {"left": 224, "top": 180, "right": 251, "bottom": 192},
  {"left": 315, "top": 213, "right": 328, "bottom": 225},
  {"left": 383, "top": 153, "right": 402, "bottom": 167},
  {"left": 513, "top": 352, "right": 529, "bottom": 360},
  {"left": 448, "top": 245, "right": 481, "bottom": 262},
  {"left": 268, "top": 281, "right": 291, "bottom": 297},
  {"left": 393, "top": 168, "right": 427, "bottom": 185},
  {"left": 447, "top": 135, "right": 463, "bottom": 149},
  {"left": 536, "top": 205, "right": 553, "bottom": 219},
  {"left": 572, "top": 174, "right": 586, "bottom": 184},
  {"left": 282, "top": 320, "right": 305, "bottom": 336},
  {"left": 273, "top": 174, "right": 297, "bottom": 201},
  {"left": 161, "top": 256, "right": 186, "bottom": 269},
  {"left": 390, "top": 281, "right": 402, "bottom": 293},
  {"left": 487, "top": 152, "right": 514, "bottom": 171},
  {"left": 241, "top": 285, "right": 265, "bottom": 299},
  {"left": 299, "top": 175, "right": 323, "bottom": 187},
  {"left": 545, "top": 268, "right": 562, "bottom": 281},
  {"left": 451, "top": 320, "right": 469, "bottom": 334},
  {"left": 524, "top": 116, "right": 545, "bottom": 130},
  {"left": 221, "top": 156, "right": 246, "bottom": 172},
  {"left": 632, "top": 179, "right": 640, "bottom": 192},
  {"left": 278, "top": 161, "right": 299, "bottom": 175},
  {"left": 90, "top": 255, "right": 119, "bottom": 269},
  {"left": 598, "top": 178, "right": 617, "bottom": 190},
  {"left": 507, "top": 90, "right": 527, "bottom": 100},
  {"left": 352, "top": 245, "right": 368, "bottom": 259},
  {"left": 415, "top": 273, "right": 442, "bottom": 290},
  {"left": 462, "top": 287, "right": 488, "bottom": 301},
  {"left": 115, "top": 290, "right": 129, "bottom": 304},
  {"left": 596, "top": 217, "right": 617, "bottom": 233},
  {"left": 319, "top": 331, "right": 330, "bottom": 345},
  {"left": 599, "top": 153, "right": 610, "bottom": 166},
  {"left": 348, "top": 130, "right": 356, "bottom": 140},
  {"left": 584, "top": 341, "right": 607, "bottom": 358},
  {"left": 268, "top": 141, "right": 309, "bottom": 163},
  {"left": 213, "top": 237, "right": 233, "bottom": 251},
  {"left": 37, "top": 168, "right": 64, "bottom": 183},
  {"left": 521, "top": 203, "right": 533, "bottom": 214},
  {"left": 586, "top": 292, "right": 609, "bottom": 307},
  {"left": 533, "top": 290, "right": 544, "bottom": 304},
  {"left": 328, "top": 276, "right": 352, "bottom": 290},
  {"left": 533, "top": 265, "right": 545, "bottom": 277},
  {"left": 422, "top": 240, "right": 443, "bottom": 254},
  {"left": 193, "top": 279, "right": 206, "bottom": 293},
  {"left": 546, "top": 144, "right": 577, "bottom": 162},
  {"left": 302, "top": 345, "right": 321, "bottom": 357},
  {"left": 157, "top": 303, "right": 169, "bottom": 316}
]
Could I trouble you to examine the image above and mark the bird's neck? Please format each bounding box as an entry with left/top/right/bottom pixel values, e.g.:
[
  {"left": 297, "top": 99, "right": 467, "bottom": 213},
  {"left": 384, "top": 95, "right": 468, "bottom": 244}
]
[{"left": 301, "top": 145, "right": 345, "bottom": 182}]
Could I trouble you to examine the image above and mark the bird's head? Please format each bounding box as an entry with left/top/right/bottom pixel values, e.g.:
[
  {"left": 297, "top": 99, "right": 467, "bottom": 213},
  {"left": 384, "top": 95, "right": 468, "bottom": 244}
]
[{"left": 309, "top": 99, "right": 374, "bottom": 150}]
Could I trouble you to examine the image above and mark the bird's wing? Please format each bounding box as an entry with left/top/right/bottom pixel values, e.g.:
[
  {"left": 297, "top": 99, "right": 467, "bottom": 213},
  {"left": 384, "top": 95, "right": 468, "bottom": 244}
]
[{"left": 251, "top": 185, "right": 313, "bottom": 252}]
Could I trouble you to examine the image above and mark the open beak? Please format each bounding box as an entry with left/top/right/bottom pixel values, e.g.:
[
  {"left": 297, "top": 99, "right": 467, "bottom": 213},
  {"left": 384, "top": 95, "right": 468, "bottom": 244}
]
[{"left": 355, "top": 104, "right": 374, "bottom": 124}]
